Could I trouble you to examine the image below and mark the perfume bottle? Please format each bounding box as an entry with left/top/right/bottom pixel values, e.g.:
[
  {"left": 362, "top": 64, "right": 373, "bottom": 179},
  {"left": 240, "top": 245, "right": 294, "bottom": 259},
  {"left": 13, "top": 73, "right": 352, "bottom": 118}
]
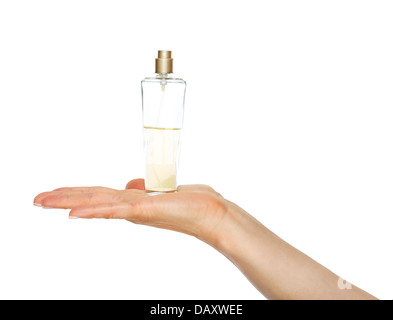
[{"left": 141, "top": 50, "right": 186, "bottom": 193}]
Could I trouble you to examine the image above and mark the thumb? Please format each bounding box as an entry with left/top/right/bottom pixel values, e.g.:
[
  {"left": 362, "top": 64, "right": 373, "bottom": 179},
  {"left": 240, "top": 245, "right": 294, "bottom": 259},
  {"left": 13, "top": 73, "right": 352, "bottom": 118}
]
[{"left": 125, "top": 178, "right": 145, "bottom": 190}]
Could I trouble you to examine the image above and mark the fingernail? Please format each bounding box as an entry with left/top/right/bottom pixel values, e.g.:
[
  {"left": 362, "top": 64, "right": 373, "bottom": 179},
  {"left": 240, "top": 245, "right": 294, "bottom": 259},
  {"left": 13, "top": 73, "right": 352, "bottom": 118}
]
[
  {"left": 69, "top": 215, "right": 80, "bottom": 219},
  {"left": 33, "top": 203, "right": 42, "bottom": 207}
]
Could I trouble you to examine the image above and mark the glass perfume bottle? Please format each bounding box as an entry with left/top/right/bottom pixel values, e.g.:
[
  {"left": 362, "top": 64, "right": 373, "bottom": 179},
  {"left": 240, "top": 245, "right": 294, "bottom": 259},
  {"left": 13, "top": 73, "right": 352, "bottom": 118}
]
[{"left": 141, "top": 50, "right": 186, "bottom": 193}]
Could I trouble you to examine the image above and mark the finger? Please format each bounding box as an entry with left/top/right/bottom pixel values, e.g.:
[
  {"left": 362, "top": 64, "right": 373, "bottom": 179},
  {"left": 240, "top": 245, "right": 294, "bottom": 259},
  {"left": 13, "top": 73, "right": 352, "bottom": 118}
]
[
  {"left": 125, "top": 178, "right": 145, "bottom": 190},
  {"left": 40, "top": 190, "right": 145, "bottom": 209},
  {"left": 34, "top": 192, "right": 52, "bottom": 205},
  {"left": 69, "top": 194, "right": 161, "bottom": 221},
  {"left": 70, "top": 202, "right": 137, "bottom": 219},
  {"left": 34, "top": 187, "right": 117, "bottom": 205},
  {"left": 69, "top": 197, "right": 172, "bottom": 223},
  {"left": 52, "top": 186, "right": 117, "bottom": 192}
]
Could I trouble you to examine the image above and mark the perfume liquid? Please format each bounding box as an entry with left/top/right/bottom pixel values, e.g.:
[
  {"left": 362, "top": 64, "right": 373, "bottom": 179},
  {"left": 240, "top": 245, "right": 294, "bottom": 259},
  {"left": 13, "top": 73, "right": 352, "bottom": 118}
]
[{"left": 144, "top": 126, "right": 181, "bottom": 192}]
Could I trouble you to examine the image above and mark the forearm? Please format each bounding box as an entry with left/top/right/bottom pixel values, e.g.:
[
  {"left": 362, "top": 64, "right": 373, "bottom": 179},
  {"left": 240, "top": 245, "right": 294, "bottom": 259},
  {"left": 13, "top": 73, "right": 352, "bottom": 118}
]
[{"left": 214, "top": 201, "right": 377, "bottom": 300}]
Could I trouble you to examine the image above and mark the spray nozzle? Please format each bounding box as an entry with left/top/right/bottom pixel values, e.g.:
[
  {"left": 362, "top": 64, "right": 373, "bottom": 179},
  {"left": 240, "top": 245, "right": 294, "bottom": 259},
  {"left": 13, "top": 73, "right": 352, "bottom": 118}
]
[{"left": 155, "top": 50, "right": 173, "bottom": 74}]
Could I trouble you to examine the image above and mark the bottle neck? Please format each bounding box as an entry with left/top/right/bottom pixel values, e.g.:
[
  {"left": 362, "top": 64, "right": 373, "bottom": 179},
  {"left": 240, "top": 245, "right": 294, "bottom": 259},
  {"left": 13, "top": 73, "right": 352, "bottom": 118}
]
[{"left": 155, "top": 73, "right": 174, "bottom": 79}]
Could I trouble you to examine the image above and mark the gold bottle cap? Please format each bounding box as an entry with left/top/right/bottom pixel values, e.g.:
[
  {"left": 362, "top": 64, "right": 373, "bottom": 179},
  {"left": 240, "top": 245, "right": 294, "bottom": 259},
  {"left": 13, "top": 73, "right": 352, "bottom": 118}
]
[{"left": 155, "top": 50, "right": 173, "bottom": 74}]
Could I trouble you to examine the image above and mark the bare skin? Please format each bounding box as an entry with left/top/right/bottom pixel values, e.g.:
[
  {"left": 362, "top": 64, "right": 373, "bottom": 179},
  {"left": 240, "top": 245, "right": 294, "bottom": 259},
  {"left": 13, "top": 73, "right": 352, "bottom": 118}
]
[{"left": 34, "top": 178, "right": 377, "bottom": 300}]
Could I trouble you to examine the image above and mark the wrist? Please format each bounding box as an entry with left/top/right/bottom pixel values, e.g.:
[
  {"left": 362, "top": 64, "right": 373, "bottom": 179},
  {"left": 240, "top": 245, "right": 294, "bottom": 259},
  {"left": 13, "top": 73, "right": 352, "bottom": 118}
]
[{"left": 209, "top": 200, "right": 267, "bottom": 258}]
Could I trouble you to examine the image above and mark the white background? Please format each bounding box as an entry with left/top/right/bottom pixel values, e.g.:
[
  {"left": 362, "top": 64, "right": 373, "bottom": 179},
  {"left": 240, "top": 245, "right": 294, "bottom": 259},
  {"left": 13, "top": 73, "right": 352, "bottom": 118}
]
[{"left": 0, "top": 0, "right": 392, "bottom": 300}]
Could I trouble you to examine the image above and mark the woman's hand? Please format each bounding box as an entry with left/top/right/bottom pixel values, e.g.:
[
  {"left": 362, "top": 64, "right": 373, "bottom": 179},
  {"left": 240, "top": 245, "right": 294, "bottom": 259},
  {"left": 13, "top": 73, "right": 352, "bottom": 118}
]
[
  {"left": 33, "top": 179, "right": 231, "bottom": 247},
  {"left": 33, "top": 178, "right": 377, "bottom": 299}
]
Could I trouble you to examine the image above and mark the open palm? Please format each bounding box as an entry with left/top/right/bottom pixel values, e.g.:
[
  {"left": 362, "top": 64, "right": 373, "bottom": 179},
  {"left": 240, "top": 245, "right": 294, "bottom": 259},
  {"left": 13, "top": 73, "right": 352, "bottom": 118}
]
[{"left": 34, "top": 179, "right": 228, "bottom": 245}]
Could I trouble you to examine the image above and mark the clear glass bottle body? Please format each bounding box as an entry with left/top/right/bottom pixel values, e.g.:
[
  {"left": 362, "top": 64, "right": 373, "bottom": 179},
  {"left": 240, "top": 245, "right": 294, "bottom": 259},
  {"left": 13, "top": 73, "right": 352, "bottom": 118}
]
[{"left": 141, "top": 73, "right": 186, "bottom": 192}]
